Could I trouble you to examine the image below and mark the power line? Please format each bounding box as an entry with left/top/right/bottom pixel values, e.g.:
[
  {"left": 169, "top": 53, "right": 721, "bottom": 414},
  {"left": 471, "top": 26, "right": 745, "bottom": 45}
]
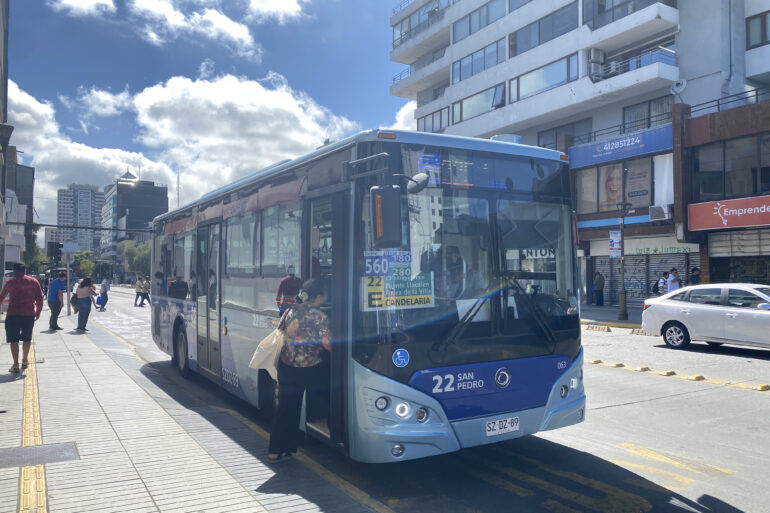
[{"left": 5, "top": 221, "right": 153, "bottom": 233}]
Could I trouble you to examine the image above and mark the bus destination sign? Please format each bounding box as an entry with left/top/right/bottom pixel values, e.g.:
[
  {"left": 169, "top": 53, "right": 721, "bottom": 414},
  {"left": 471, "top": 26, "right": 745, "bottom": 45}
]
[{"left": 362, "top": 250, "right": 435, "bottom": 311}]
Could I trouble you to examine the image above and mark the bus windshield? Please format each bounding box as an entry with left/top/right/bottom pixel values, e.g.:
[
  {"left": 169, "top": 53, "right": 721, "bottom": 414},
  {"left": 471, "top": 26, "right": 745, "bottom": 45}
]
[{"left": 353, "top": 144, "right": 579, "bottom": 380}]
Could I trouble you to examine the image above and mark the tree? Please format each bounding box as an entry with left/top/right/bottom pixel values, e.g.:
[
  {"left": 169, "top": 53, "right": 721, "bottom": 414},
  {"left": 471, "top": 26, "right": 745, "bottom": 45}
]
[
  {"left": 23, "top": 243, "right": 47, "bottom": 275},
  {"left": 131, "top": 241, "right": 151, "bottom": 278},
  {"left": 73, "top": 251, "right": 95, "bottom": 277},
  {"left": 117, "top": 240, "right": 138, "bottom": 271}
]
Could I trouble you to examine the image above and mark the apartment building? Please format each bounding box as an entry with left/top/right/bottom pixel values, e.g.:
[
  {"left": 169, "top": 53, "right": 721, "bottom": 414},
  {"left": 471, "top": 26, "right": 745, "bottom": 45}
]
[
  {"left": 57, "top": 184, "right": 104, "bottom": 253},
  {"left": 390, "top": 0, "right": 770, "bottom": 304}
]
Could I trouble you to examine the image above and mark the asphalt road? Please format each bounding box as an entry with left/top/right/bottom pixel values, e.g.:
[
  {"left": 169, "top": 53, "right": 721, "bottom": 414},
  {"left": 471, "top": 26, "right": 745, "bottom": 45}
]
[{"left": 84, "top": 288, "right": 770, "bottom": 513}]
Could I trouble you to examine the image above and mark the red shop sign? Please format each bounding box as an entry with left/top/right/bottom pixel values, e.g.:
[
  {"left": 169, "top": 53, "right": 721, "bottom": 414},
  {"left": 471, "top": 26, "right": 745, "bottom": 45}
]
[{"left": 689, "top": 195, "right": 770, "bottom": 231}]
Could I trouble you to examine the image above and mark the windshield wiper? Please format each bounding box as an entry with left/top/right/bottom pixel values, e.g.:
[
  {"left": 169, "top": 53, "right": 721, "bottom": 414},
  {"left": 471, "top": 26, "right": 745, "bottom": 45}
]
[
  {"left": 432, "top": 292, "right": 491, "bottom": 352},
  {"left": 502, "top": 272, "right": 557, "bottom": 348}
]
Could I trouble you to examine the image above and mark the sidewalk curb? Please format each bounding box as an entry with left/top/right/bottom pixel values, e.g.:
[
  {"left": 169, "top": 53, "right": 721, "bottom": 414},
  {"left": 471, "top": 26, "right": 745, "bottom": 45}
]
[{"left": 580, "top": 319, "right": 642, "bottom": 329}]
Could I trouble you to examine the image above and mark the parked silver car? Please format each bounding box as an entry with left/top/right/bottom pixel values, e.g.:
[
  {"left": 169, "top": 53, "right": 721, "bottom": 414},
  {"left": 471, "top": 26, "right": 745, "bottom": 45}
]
[{"left": 642, "top": 284, "right": 770, "bottom": 349}]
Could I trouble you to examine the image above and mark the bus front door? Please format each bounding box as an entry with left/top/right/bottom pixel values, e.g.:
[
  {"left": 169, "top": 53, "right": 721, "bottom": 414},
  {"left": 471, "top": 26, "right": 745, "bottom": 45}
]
[
  {"left": 305, "top": 193, "right": 348, "bottom": 446},
  {"left": 196, "top": 223, "right": 222, "bottom": 381}
]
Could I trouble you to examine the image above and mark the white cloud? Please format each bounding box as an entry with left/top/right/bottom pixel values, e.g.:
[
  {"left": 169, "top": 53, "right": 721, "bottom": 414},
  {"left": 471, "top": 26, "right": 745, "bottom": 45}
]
[
  {"left": 78, "top": 87, "right": 132, "bottom": 118},
  {"left": 247, "top": 0, "right": 310, "bottom": 22},
  {"left": 128, "top": 0, "right": 260, "bottom": 59},
  {"left": 382, "top": 101, "right": 416, "bottom": 131},
  {"left": 48, "top": 0, "right": 116, "bottom": 17},
  {"left": 198, "top": 58, "right": 215, "bottom": 79},
  {"left": 9, "top": 74, "right": 358, "bottom": 230}
]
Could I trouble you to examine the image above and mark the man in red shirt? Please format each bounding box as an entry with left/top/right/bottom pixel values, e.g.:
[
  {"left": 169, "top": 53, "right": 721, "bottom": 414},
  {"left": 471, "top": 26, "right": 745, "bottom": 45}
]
[
  {"left": 275, "top": 265, "right": 302, "bottom": 315},
  {"left": 0, "top": 263, "right": 44, "bottom": 373}
]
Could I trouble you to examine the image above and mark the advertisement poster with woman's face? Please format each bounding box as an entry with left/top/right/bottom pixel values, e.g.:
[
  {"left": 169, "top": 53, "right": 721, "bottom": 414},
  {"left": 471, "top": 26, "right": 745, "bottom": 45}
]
[{"left": 599, "top": 163, "right": 623, "bottom": 212}]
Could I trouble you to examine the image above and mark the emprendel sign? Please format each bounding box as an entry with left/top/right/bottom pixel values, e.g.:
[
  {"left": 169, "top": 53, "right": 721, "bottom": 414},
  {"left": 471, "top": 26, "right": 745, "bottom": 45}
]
[{"left": 689, "top": 195, "right": 770, "bottom": 231}]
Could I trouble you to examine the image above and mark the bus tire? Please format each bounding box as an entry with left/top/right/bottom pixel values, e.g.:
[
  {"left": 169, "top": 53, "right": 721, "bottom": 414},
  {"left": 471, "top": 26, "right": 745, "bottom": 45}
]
[
  {"left": 175, "top": 326, "right": 192, "bottom": 378},
  {"left": 662, "top": 322, "right": 690, "bottom": 349}
]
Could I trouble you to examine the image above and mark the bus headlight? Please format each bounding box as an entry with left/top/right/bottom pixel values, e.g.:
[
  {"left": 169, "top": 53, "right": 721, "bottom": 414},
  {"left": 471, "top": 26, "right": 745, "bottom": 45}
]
[
  {"left": 415, "top": 407, "right": 429, "bottom": 423},
  {"left": 375, "top": 396, "right": 389, "bottom": 411},
  {"left": 395, "top": 402, "right": 410, "bottom": 418}
]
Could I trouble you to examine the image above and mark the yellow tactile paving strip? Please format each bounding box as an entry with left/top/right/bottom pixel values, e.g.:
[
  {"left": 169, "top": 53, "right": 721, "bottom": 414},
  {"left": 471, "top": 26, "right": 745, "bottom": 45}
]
[{"left": 19, "top": 344, "right": 48, "bottom": 513}]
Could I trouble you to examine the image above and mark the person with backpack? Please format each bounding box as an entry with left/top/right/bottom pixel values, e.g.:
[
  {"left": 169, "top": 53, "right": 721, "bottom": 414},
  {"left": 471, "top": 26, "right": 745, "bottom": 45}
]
[{"left": 655, "top": 271, "right": 669, "bottom": 295}]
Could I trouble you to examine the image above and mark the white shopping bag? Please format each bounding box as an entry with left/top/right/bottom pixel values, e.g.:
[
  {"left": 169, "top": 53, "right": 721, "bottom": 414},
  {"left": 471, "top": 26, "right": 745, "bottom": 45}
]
[{"left": 248, "top": 329, "right": 284, "bottom": 380}]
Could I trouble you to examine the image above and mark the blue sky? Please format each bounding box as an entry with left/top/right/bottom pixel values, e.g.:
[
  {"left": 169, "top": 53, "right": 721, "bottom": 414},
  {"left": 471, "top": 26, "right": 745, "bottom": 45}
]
[{"left": 8, "top": 0, "right": 416, "bottom": 229}]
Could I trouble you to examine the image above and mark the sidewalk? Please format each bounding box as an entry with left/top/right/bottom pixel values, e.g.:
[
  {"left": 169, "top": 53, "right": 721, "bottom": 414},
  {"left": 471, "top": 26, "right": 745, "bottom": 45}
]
[
  {"left": 580, "top": 304, "right": 642, "bottom": 328},
  {"left": 0, "top": 314, "right": 376, "bottom": 512}
]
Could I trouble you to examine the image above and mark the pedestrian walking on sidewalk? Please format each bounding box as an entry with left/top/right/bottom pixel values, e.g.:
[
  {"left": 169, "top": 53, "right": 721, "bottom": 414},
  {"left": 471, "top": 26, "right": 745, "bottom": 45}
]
[
  {"left": 0, "top": 263, "right": 44, "bottom": 373},
  {"left": 134, "top": 279, "right": 143, "bottom": 306},
  {"left": 75, "top": 277, "right": 98, "bottom": 332},
  {"left": 139, "top": 276, "right": 151, "bottom": 307},
  {"left": 99, "top": 278, "right": 110, "bottom": 311},
  {"left": 593, "top": 272, "right": 605, "bottom": 306},
  {"left": 47, "top": 271, "right": 67, "bottom": 330}
]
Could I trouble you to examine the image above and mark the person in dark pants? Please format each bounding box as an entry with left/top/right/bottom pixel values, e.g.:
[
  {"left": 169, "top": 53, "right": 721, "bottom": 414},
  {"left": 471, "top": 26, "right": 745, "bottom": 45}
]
[
  {"left": 98, "top": 278, "right": 110, "bottom": 311},
  {"left": 0, "top": 263, "right": 44, "bottom": 373},
  {"left": 47, "top": 271, "right": 67, "bottom": 330},
  {"left": 593, "top": 271, "right": 605, "bottom": 306},
  {"left": 74, "top": 277, "right": 97, "bottom": 332},
  {"left": 268, "top": 279, "right": 331, "bottom": 463}
]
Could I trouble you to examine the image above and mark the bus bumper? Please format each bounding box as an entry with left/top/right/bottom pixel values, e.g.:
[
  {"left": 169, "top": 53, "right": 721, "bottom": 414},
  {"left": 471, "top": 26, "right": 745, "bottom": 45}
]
[{"left": 349, "top": 350, "right": 585, "bottom": 463}]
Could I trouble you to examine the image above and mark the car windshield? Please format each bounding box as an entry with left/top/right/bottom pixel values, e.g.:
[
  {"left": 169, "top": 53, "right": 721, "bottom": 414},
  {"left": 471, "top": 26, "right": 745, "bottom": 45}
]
[{"left": 754, "top": 287, "right": 770, "bottom": 300}]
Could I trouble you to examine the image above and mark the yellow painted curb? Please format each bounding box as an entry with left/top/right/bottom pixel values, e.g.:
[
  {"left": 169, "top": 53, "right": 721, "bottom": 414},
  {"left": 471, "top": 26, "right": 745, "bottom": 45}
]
[{"left": 580, "top": 319, "right": 642, "bottom": 329}]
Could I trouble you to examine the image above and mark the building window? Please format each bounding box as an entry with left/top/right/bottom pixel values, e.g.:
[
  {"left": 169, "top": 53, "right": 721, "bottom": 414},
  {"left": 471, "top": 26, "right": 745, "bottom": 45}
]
[
  {"left": 417, "top": 106, "right": 450, "bottom": 133},
  {"left": 622, "top": 95, "right": 673, "bottom": 133},
  {"left": 583, "top": 0, "right": 678, "bottom": 31},
  {"left": 538, "top": 118, "right": 592, "bottom": 149},
  {"left": 509, "top": 53, "right": 578, "bottom": 103},
  {"left": 393, "top": 0, "right": 452, "bottom": 47},
  {"left": 508, "top": 2, "right": 578, "bottom": 57},
  {"left": 509, "top": 0, "right": 532, "bottom": 11},
  {"left": 692, "top": 134, "right": 770, "bottom": 202},
  {"left": 452, "top": 83, "right": 505, "bottom": 124},
  {"left": 747, "top": 10, "right": 770, "bottom": 49},
  {"left": 452, "top": 38, "right": 506, "bottom": 83},
  {"left": 575, "top": 157, "right": 654, "bottom": 214},
  {"left": 453, "top": 0, "right": 506, "bottom": 43}
]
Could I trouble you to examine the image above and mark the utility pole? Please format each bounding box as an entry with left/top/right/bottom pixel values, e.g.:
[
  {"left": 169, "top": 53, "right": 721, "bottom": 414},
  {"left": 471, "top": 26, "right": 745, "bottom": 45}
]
[{"left": 616, "top": 202, "right": 632, "bottom": 321}]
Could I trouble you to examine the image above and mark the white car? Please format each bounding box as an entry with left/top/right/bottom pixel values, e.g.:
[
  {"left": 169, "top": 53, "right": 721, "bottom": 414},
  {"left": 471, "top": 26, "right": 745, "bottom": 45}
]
[{"left": 642, "top": 284, "right": 770, "bottom": 349}]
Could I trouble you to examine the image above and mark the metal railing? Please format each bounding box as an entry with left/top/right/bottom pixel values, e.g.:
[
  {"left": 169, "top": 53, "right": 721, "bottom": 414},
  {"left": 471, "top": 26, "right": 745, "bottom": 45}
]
[
  {"left": 687, "top": 86, "right": 770, "bottom": 117},
  {"left": 590, "top": 47, "right": 677, "bottom": 82},
  {"left": 393, "top": 7, "right": 448, "bottom": 48},
  {"left": 572, "top": 113, "right": 673, "bottom": 145},
  {"left": 393, "top": 0, "right": 415, "bottom": 14},
  {"left": 392, "top": 46, "right": 447, "bottom": 84}
]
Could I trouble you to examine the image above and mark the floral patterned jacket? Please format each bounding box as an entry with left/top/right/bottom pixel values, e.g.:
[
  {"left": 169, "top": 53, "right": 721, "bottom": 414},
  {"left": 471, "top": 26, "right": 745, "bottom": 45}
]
[{"left": 279, "top": 305, "right": 331, "bottom": 368}]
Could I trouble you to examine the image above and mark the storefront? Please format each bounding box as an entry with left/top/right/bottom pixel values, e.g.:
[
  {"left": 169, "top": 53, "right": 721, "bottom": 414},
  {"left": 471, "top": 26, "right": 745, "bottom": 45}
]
[
  {"left": 689, "top": 195, "right": 770, "bottom": 286},
  {"left": 569, "top": 123, "right": 689, "bottom": 305}
]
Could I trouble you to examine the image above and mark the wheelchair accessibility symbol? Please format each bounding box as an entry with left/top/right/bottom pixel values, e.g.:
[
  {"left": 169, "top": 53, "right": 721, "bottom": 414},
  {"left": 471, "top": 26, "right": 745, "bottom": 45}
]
[{"left": 392, "top": 349, "right": 410, "bottom": 368}]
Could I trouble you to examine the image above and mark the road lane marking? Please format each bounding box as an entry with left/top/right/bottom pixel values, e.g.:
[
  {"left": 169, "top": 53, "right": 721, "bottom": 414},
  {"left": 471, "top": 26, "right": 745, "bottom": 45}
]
[
  {"left": 91, "top": 320, "right": 150, "bottom": 364},
  {"left": 609, "top": 461, "right": 693, "bottom": 492},
  {"left": 619, "top": 443, "right": 734, "bottom": 476},
  {"left": 209, "top": 406, "right": 397, "bottom": 513},
  {"left": 457, "top": 456, "right": 535, "bottom": 497},
  {"left": 492, "top": 450, "right": 652, "bottom": 513},
  {"left": 19, "top": 344, "right": 48, "bottom": 513}
]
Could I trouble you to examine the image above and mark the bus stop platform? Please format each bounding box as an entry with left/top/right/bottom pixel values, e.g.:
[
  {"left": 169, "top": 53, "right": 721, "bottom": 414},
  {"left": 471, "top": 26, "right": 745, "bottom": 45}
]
[{"left": 0, "top": 314, "right": 377, "bottom": 513}]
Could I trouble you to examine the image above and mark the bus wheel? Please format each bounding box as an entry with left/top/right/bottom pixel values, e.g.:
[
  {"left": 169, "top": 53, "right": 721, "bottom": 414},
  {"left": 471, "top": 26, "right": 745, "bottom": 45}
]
[
  {"left": 663, "top": 322, "right": 690, "bottom": 349},
  {"left": 175, "top": 328, "right": 191, "bottom": 378}
]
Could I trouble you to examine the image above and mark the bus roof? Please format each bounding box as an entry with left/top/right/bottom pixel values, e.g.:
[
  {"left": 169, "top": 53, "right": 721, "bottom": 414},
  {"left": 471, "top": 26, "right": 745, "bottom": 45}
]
[{"left": 156, "top": 129, "right": 565, "bottom": 224}]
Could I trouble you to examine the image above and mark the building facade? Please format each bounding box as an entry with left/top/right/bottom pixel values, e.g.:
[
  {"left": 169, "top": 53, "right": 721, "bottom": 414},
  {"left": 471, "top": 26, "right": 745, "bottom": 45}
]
[
  {"left": 57, "top": 184, "right": 104, "bottom": 253},
  {"left": 100, "top": 171, "right": 168, "bottom": 257},
  {"left": 390, "top": 0, "right": 770, "bottom": 305}
]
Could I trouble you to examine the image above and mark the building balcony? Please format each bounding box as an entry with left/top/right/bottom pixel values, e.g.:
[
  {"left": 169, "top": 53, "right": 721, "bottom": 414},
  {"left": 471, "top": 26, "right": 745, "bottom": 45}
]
[
  {"left": 443, "top": 60, "right": 679, "bottom": 138},
  {"left": 391, "top": 4, "right": 455, "bottom": 64},
  {"left": 390, "top": 48, "right": 450, "bottom": 99},
  {"left": 586, "top": 1, "right": 678, "bottom": 54},
  {"left": 746, "top": 44, "right": 770, "bottom": 84},
  {"left": 589, "top": 46, "right": 677, "bottom": 83}
]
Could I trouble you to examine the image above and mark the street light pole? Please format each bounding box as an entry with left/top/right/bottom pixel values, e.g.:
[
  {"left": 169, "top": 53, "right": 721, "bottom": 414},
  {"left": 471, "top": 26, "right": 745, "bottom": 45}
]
[{"left": 617, "top": 202, "right": 631, "bottom": 321}]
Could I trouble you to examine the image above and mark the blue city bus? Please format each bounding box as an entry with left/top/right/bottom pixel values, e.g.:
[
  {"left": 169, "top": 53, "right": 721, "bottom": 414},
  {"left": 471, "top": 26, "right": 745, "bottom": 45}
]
[{"left": 151, "top": 129, "right": 584, "bottom": 463}]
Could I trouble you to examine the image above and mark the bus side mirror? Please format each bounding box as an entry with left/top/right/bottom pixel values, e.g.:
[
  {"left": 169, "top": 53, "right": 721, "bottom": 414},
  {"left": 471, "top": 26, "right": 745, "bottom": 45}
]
[{"left": 369, "top": 185, "right": 403, "bottom": 249}]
